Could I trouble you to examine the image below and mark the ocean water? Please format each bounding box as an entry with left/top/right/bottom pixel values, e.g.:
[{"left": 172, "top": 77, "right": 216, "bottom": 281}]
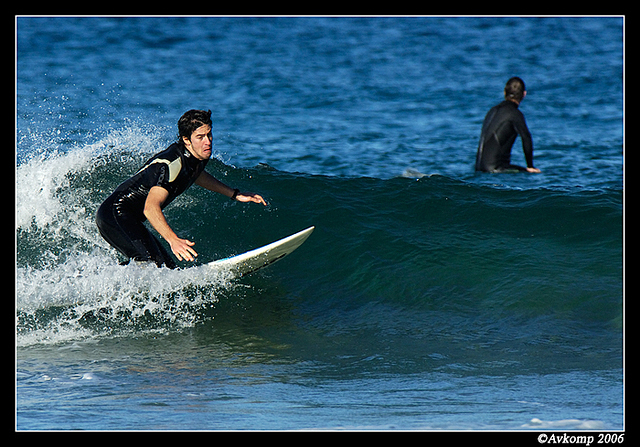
[{"left": 16, "top": 17, "right": 623, "bottom": 431}]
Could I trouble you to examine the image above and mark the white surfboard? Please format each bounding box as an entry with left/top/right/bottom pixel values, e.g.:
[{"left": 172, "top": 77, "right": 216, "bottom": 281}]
[{"left": 207, "top": 226, "right": 315, "bottom": 277}]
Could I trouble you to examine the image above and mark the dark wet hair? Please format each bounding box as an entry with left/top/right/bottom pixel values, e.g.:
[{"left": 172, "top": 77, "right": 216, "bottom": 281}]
[
  {"left": 504, "top": 77, "right": 526, "bottom": 102},
  {"left": 177, "top": 109, "right": 212, "bottom": 143}
]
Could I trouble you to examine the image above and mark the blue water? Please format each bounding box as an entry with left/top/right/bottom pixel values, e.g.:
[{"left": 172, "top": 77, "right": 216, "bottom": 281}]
[{"left": 16, "top": 17, "right": 623, "bottom": 431}]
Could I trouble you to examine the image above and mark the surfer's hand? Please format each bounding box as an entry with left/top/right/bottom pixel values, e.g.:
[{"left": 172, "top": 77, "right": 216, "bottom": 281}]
[
  {"left": 168, "top": 237, "right": 198, "bottom": 262},
  {"left": 236, "top": 192, "right": 268, "bottom": 206}
]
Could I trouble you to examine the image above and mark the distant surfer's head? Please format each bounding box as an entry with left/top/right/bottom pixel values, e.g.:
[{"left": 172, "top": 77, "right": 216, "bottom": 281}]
[
  {"left": 504, "top": 77, "right": 526, "bottom": 103},
  {"left": 178, "top": 109, "right": 213, "bottom": 143}
]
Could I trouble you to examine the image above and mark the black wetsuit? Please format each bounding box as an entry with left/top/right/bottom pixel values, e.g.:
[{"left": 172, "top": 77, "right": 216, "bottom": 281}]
[
  {"left": 475, "top": 100, "right": 534, "bottom": 173},
  {"left": 96, "top": 143, "right": 208, "bottom": 268}
]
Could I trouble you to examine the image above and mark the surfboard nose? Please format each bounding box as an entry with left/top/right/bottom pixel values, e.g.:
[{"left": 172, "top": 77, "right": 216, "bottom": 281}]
[{"left": 208, "top": 226, "right": 315, "bottom": 276}]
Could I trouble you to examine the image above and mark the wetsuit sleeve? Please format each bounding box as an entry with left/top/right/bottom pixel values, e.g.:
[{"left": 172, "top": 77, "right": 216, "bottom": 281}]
[
  {"left": 514, "top": 112, "right": 534, "bottom": 168},
  {"left": 144, "top": 163, "right": 171, "bottom": 191}
]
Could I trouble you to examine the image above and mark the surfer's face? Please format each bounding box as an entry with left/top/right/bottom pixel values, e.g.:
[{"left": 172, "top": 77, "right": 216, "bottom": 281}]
[{"left": 182, "top": 124, "right": 212, "bottom": 160}]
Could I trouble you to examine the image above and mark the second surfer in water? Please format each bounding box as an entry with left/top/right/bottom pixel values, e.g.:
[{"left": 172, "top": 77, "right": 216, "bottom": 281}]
[{"left": 475, "top": 77, "right": 541, "bottom": 174}]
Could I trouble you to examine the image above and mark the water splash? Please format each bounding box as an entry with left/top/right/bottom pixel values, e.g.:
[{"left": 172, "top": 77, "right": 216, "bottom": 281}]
[{"left": 16, "top": 124, "right": 236, "bottom": 346}]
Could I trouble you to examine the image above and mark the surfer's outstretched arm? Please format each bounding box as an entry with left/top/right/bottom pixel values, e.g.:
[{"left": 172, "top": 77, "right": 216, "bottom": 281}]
[{"left": 195, "top": 171, "right": 267, "bottom": 205}]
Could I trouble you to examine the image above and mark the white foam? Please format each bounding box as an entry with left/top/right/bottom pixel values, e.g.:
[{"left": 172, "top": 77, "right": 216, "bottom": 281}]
[
  {"left": 523, "top": 418, "right": 606, "bottom": 430},
  {"left": 16, "top": 124, "right": 166, "bottom": 230},
  {"left": 17, "top": 147, "right": 90, "bottom": 230},
  {"left": 16, "top": 255, "right": 235, "bottom": 347}
]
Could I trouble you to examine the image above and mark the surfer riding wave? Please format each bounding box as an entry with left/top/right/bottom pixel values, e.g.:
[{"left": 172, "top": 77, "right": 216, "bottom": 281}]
[{"left": 96, "top": 109, "right": 267, "bottom": 268}]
